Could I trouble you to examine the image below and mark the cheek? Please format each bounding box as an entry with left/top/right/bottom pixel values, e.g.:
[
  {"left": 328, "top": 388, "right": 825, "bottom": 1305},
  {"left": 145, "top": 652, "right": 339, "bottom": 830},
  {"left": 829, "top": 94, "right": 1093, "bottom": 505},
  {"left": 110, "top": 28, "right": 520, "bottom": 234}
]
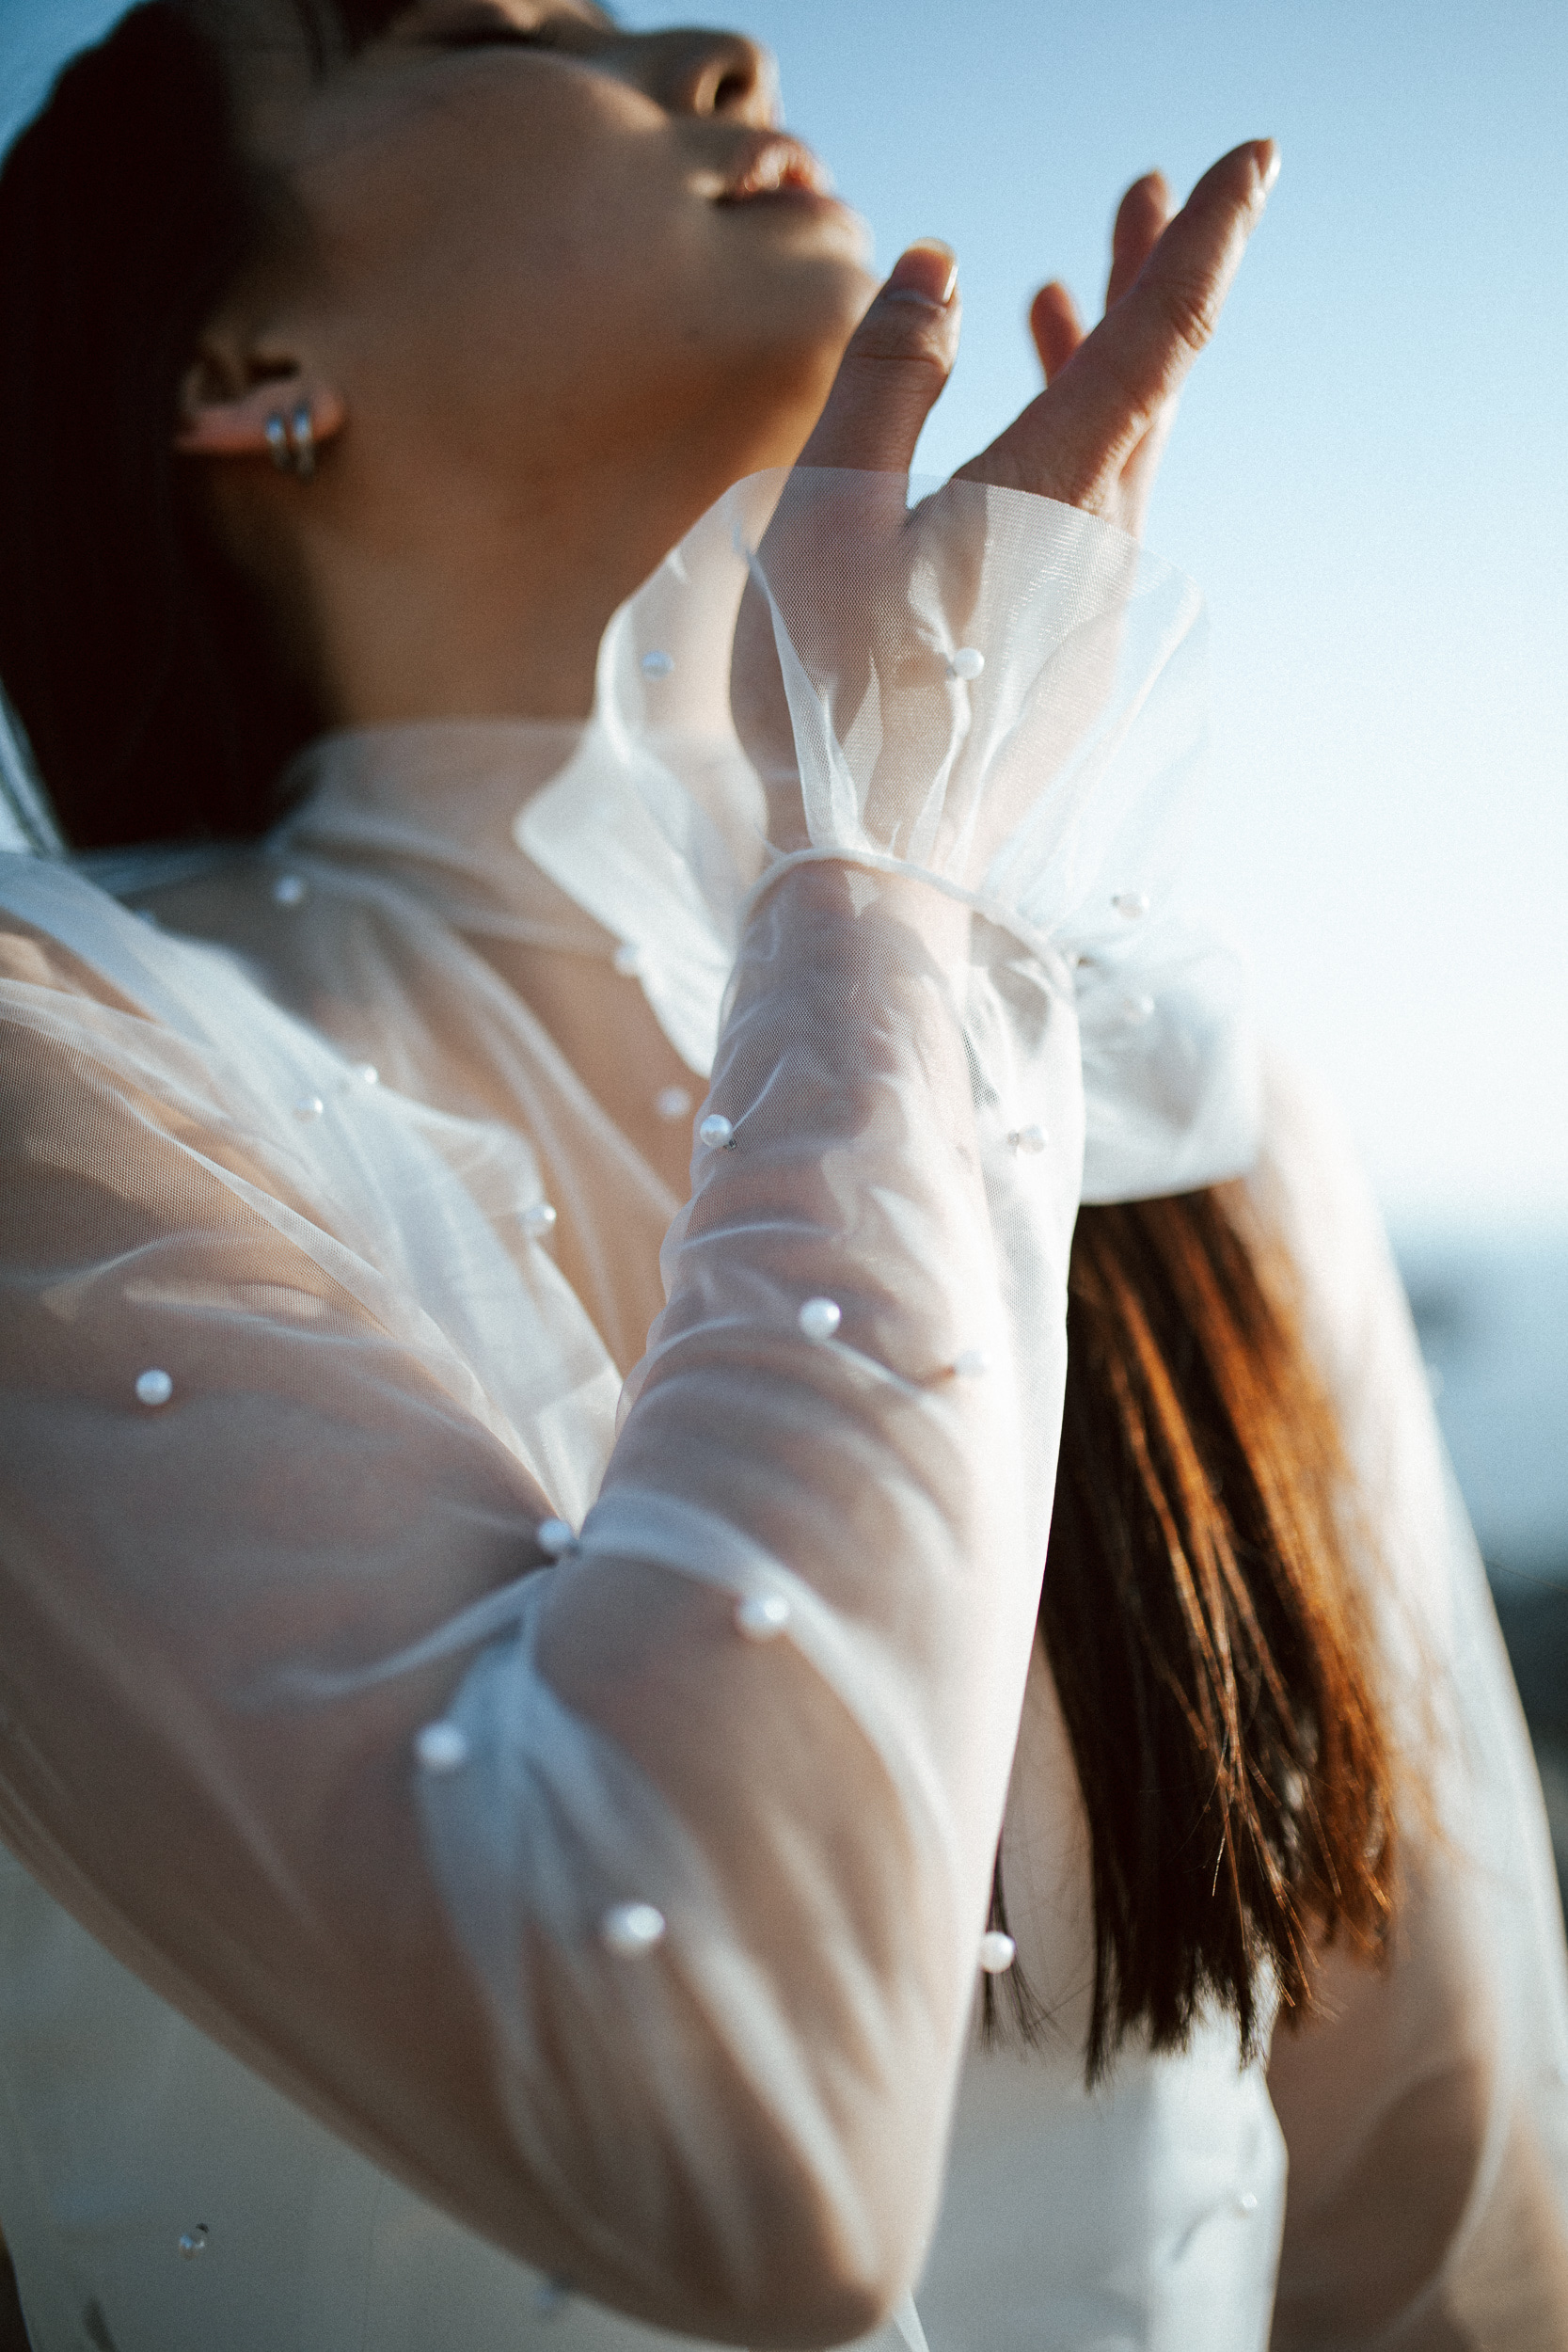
[{"left": 316, "top": 104, "right": 697, "bottom": 423}]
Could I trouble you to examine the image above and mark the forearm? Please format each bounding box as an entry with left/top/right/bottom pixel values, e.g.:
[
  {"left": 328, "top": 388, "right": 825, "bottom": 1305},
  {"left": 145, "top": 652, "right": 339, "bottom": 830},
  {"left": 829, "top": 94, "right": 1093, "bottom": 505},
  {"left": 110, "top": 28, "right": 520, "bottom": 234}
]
[{"left": 432, "top": 859, "right": 1079, "bottom": 2334}]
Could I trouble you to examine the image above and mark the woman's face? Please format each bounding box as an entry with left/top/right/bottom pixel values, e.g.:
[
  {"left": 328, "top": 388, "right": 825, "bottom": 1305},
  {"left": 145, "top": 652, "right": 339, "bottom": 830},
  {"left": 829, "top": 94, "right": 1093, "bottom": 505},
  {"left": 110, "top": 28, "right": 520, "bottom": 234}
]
[{"left": 243, "top": 0, "right": 877, "bottom": 496}]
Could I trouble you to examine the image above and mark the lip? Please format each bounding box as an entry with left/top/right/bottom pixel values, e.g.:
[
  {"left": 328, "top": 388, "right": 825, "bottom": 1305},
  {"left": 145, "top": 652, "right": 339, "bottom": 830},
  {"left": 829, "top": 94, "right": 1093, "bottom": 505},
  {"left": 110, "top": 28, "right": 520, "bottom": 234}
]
[{"left": 717, "top": 132, "right": 835, "bottom": 206}]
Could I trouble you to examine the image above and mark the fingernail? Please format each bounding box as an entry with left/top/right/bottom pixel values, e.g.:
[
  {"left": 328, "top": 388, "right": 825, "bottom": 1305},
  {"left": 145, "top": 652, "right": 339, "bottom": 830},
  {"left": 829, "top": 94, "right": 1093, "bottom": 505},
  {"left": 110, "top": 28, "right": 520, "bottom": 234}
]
[
  {"left": 883, "top": 239, "right": 958, "bottom": 309},
  {"left": 1256, "top": 139, "right": 1281, "bottom": 194}
]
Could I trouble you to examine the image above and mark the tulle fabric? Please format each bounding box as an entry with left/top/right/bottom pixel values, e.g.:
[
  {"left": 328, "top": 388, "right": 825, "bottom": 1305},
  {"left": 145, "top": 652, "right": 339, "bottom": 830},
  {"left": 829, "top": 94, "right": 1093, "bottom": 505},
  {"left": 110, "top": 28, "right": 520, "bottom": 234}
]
[
  {"left": 0, "top": 474, "right": 1562, "bottom": 2351},
  {"left": 518, "top": 470, "right": 1259, "bottom": 1203}
]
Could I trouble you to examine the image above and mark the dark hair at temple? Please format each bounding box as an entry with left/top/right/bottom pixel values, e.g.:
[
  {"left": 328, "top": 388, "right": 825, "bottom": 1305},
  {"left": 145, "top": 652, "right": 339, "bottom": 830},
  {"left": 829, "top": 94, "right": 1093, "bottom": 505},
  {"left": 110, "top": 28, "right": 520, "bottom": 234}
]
[
  {"left": 0, "top": 1, "right": 1398, "bottom": 2075},
  {"left": 0, "top": 1, "right": 400, "bottom": 849}
]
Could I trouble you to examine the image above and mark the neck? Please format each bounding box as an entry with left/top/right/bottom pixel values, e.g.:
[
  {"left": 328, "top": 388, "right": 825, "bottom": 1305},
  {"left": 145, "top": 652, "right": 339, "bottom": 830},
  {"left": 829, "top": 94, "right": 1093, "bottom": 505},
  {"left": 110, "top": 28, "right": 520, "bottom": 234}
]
[{"left": 282, "top": 394, "right": 822, "bottom": 731}]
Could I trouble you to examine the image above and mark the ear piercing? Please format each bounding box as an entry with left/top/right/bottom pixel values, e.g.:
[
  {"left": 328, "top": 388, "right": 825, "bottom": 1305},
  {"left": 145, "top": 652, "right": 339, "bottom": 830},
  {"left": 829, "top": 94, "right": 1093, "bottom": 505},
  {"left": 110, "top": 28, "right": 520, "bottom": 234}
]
[{"left": 265, "top": 402, "right": 317, "bottom": 482}]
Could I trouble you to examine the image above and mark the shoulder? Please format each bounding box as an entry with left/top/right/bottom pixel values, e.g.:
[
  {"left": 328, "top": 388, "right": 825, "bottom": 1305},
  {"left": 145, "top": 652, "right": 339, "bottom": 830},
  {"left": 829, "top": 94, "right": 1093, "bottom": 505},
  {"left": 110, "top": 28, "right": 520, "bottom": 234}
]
[
  {"left": 1246, "top": 1048, "right": 1417, "bottom": 1415},
  {"left": 1246, "top": 1050, "right": 1464, "bottom": 1659}
]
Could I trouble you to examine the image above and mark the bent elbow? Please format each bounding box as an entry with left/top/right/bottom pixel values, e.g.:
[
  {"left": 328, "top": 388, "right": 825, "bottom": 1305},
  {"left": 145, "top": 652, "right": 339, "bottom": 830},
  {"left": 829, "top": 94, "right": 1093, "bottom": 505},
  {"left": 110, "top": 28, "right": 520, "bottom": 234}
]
[
  {"left": 572, "top": 2095, "right": 938, "bottom": 2348},
  {"left": 681, "top": 2175, "right": 927, "bottom": 2352}
]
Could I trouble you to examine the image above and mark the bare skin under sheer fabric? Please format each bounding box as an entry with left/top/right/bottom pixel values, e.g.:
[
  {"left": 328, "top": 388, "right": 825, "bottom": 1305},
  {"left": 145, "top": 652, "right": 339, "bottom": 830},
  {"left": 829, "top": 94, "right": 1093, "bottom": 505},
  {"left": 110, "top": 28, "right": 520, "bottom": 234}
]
[{"left": 0, "top": 476, "right": 1564, "bottom": 2351}]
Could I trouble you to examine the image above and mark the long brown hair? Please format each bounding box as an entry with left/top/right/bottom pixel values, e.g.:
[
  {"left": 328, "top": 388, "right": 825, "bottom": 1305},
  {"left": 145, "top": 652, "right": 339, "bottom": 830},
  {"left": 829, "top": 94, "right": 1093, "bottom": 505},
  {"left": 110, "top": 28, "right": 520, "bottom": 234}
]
[{"left": 993, "top": 1184, "right": 1397, "bottom": 2078}]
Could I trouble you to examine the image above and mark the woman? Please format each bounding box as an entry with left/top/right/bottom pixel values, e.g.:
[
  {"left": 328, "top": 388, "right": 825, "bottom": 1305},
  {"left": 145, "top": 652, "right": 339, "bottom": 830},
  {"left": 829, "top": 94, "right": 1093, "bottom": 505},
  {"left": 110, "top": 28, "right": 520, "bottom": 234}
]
[{"left": 0, "top": 4, "right": 1563, "bottom": 2347}]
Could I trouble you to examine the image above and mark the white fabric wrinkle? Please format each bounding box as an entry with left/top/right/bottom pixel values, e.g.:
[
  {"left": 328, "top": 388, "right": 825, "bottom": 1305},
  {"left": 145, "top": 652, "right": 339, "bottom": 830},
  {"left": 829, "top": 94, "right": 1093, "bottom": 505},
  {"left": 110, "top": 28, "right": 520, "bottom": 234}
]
[{"left": 521, "top": 469, "right": 1257, "bottom": 1213}]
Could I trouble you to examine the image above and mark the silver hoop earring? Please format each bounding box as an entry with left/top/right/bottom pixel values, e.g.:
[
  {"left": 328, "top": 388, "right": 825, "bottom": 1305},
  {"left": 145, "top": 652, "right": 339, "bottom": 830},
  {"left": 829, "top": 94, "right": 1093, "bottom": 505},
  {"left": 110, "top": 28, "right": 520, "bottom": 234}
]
[
  {"left": 288, "top": 401, "right": 316, "bottom": 484},
  {"left": 264, "top": 404, "right": 317, "bottom": 481}
]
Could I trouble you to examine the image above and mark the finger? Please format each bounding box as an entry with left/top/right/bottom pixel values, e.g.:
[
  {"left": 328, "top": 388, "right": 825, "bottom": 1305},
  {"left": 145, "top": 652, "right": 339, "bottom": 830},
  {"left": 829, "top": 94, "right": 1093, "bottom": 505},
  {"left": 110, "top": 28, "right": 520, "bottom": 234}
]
[
  {"left": 1045, "top": 139, "right": 1275, "bottom": 489},
  {"left": 1104, "top": 170, "right": 1171, "bottom": 313},
  {"left": 798, "top": 239, "right": 960, "bottom": 474},
  {"left": 1029, "top": 281, "right": 1084, "bottom": 385},
  {"left": 962, "top": 138, "right": 1276, "bottom": 507}
]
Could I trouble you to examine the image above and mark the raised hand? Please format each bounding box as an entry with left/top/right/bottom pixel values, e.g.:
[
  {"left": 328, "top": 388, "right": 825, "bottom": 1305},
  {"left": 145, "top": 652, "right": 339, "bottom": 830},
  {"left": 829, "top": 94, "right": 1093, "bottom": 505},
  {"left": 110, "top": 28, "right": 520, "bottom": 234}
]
[
  {"left": 732, "top": 143, "right": 1276, "bottom": 857},
  {"left": 802, "top": 138, "right": 1279, "bottom": 535}
]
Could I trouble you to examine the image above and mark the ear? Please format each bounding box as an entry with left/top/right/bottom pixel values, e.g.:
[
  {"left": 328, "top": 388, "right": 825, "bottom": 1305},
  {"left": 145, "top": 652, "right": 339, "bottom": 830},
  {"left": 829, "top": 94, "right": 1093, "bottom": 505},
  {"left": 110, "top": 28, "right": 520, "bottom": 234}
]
[{"left": 174, "top": 342, "right": 346, "bottom": 465}]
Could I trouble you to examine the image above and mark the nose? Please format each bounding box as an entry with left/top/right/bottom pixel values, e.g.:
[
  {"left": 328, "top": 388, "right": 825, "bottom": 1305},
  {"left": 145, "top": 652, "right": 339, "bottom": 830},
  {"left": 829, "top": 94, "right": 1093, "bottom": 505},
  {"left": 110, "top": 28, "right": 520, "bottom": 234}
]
[{"left": 641, "top": 28, "right": 779, "bottom": 125}]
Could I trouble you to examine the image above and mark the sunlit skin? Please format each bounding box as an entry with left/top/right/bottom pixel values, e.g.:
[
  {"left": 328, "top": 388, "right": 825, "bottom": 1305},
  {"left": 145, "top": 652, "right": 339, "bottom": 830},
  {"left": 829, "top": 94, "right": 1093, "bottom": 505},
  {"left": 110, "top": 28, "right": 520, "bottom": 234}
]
[{"left": 174, "top": 0, "right": 1275, "bottom": 1186}]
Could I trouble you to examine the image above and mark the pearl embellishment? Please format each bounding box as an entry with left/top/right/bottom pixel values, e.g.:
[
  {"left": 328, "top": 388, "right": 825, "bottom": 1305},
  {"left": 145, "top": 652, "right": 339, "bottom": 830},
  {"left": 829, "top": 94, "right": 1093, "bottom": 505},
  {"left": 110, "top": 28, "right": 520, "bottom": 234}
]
[
  {"left": 978, "top": 1931, "right": 1017, "bottom": 1974},
  {"left": 640, "top": 650, "right": 674, "bottom": 679},
  {"left": 293, "top": 1095, "right": 325, "bottom": 1120},
  {"left": 1112, "top": 890, "right": 1150, "bottom": 918},
  {"left": 601, "top": 1901, "right": 666, "bottom": 1955},
  {"left": 177, "top": 2227, "right": 209, "bottom": 2261},
  {"left": 1118, "top": 993, "right": 1156, "bottom": 1026},
  {"left": 535, "top": 1518, "right": 576, "bottom": 1557},
  {"left": 272, "top": 873, "right": 307, "bottom": 908},
  {"left": 521, "top": 1201, "right": 558, "bottom": 1236},
  {"left": 698, "top": 1113, "right": 734, "bottom": 1149},
  {"left": 353, "top": 1063, "right": 379, "bottom": 1087},
  {"left": 1007, "top": 1124, "right": 1048, "bottom": 1155},
  {"left": 135, "top": 1369, "right": 173, "bottom": 1408},
  {"left": 948, "top": 647, "right": 986, "bottom": 680},
  {"left": 798, "top": 1296, "right": 842, "bottom": 1342},
  {"left": 951, "top": 1347, "right": 990, "bottom": 1379},
  {"left": 655, "top": 1085, "right": 694, "bottom": 1121},
  {"left": 736, "top": 1592, "right": 792, "bottom": 1642},
  {"left": 1234, "top": 2190, "right": 1259, "bottom": 2217},
  {"left": 414, "top": 1721, "right": 469, "bottom": 1775}
]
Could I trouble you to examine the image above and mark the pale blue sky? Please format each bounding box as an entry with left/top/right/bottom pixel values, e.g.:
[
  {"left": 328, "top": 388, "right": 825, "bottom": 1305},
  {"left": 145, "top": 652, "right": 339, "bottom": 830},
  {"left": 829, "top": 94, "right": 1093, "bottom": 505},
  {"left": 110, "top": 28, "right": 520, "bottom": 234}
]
[
  {"left": 628, "top": 0, "right": 1568, "bottom": 1240},
  {"left": 8, "top": 0, "right": 1567, "bottom": 1235}
]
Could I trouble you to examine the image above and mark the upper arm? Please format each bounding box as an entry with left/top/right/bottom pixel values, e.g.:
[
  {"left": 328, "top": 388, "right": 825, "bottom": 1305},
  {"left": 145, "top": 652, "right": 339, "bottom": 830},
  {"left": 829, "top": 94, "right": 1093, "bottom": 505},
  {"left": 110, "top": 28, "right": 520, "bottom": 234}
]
[{"left": 1254, "top": 1057, "right": 1568, "bottom": 2347}]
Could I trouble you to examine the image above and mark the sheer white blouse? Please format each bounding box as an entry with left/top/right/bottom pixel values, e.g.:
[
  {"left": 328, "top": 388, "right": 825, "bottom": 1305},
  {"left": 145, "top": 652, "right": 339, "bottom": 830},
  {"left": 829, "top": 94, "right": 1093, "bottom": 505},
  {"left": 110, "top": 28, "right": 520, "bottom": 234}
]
[{"left": 0, "top": 473, "right": 1563, "bottom": 2352}]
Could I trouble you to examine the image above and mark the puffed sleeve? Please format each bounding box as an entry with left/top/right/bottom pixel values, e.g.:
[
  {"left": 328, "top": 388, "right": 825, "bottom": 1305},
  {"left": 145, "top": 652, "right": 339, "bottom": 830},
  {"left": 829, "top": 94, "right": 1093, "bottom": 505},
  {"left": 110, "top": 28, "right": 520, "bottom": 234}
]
[
  {"left": 0, "top": 476, "right": 1256, "bottom": 2348},
  {"left": 1258, "top": 1062, "right": 1568, "bottom": 2349}
]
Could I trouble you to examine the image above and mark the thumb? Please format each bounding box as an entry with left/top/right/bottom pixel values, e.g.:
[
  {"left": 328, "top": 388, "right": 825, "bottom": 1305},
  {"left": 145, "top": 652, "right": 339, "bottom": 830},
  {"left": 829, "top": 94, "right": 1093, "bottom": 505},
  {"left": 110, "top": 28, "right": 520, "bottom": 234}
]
[{"left": 798, "top": 240, "right": 960, "bottom": 474}]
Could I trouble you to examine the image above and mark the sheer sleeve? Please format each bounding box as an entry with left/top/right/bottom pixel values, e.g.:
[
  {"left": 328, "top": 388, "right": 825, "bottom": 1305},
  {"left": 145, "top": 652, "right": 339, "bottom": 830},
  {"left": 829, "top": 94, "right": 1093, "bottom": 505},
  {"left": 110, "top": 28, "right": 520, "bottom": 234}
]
[
  {"left": 1258, "top": 1063, "right": 1568, "bottom": 2350},
  {"left": 0, "top": 477, "right": 1256, "bottom": 2347}
]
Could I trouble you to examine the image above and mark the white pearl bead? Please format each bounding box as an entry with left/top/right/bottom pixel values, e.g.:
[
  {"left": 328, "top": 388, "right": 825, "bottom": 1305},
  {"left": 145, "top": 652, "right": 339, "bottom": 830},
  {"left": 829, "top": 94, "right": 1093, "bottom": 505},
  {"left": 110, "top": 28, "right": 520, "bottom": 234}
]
[
  {"left": 798, "top": 1296, "right": 842, "bottom": 1342},
  {"left": 1007, "top": 1123, "right": 1048, "bottom": 1155},
  {"left": 354, "top": 1063, "right": 379, "bottom": 1087},
  {"left": 521, "top": 1200, "right": 558, "bottom": 1236},
  {"left": 948, "top": 646, "right": 986, "bottom": 681},
  {"left": 978, "top": 1931, "right": 1017, "bottom": 1974},
  {"left": 736, "top": 1591, "right": 792, "bottom": 1643},
  {"left": 698, "top": 1113, "right": 734, "bottom": 1149},
  {"left": 414, "top": 1720, "right": 469, "bottom": 1774},
  {"left": 1234, "top": 2190, "right": 1259, "bottom": 2217},
  {"left": 272, "top": 873, "right": 307, "bottom": 907},
  {"left": 1117, "top": 993, "right": 1155, "bottom": 1026},
  {"left": 135, "top": 1368, "right": 173, "bottom": 1408},
  {"left": 293, "top": 1095, "right": 325, "bottom": 1120},
  {"left": 640, "top": 650, "right": 674, "bottom": 679},
  {"left": 611, "top": 943, "right": 643, "bottom": 977},
  {"left": 951, "top": 1347, "right": 990, "bottom": 1379},
  {"left": 535, "top": 1517, "right": 576, "bottom": 1557},
  {"left": 655, "top": 1085, "right": 694, "bottom": 1122},
  {"left": 1112, "top": 890, "right": 1150, "bottom": 919},
  {"left": 177, "top": 2228, "right": 208, "bottom": 2261},
  {"left": 601, "top": 1900, "right": 666, "bottom": 1955}
]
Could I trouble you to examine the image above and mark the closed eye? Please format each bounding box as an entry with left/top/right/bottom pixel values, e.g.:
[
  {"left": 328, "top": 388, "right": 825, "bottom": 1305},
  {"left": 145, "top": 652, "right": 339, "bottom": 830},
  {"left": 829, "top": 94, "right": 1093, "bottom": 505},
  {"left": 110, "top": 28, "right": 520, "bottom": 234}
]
[
  {"left": 436, "top": 20, "right": 558, "bottom": 49},
  {"left": 428, "top": 3, "right": 617, "bottom": 50}
]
